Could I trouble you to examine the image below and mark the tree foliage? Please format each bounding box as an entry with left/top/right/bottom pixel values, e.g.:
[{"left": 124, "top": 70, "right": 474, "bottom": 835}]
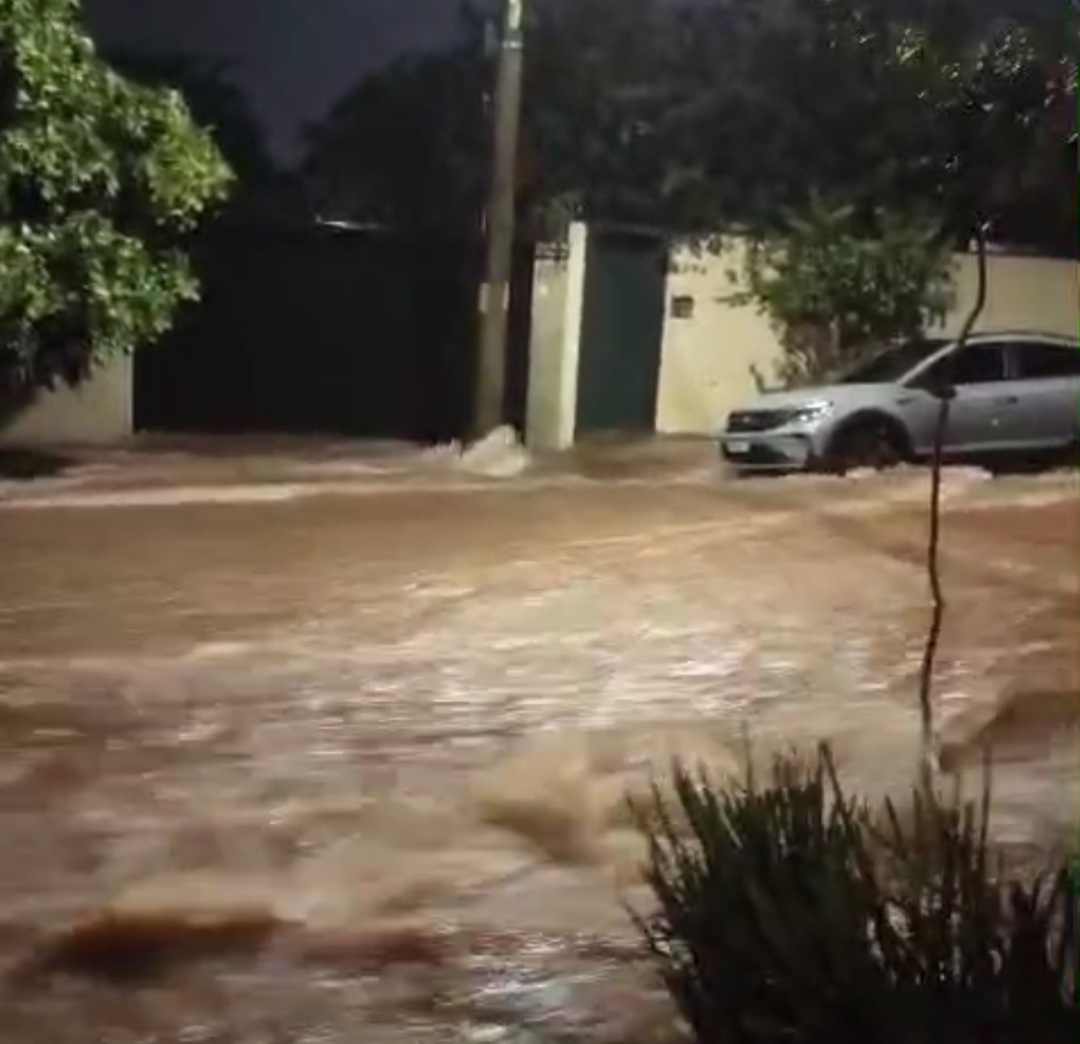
[
  {"left": 304, "top": 52, "right": 489, "bottom": 233},
  {"left": 101, "top": 51, "right": 275, "bottom": 186},
  {"left": 301, "top": 0, "right": 1076, "bottom": 253},
  {"left": 0, "top": 0, "right": 232, "bottom": 406},
  {"left": 302, "top": 3, "right": 491, "bottom": 233},
  {"left": 101, "top": 50, "right": 311, "bottom": 222},
  {"left": 730, "top": 0, "right": 1075, "bottom": 383},
  {"left": 824, "top": 0, "right": 1078, "bottom": 247},
  {"left": 519, "top": 0, "right": 717, "bottom": 234},
  {"left": 734, "top": 202, "right": 956, "bottom": 386}
]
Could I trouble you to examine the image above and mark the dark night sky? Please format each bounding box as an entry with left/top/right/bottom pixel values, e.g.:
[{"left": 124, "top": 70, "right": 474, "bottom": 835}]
[{"left": 83, "top": 0, "right": 463, "bottom": 163}]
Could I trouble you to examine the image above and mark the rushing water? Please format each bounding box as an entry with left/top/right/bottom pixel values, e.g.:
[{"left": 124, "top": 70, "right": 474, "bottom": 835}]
[{"left": 0, "top": 458, "right": 1076, "bottom": 1043}]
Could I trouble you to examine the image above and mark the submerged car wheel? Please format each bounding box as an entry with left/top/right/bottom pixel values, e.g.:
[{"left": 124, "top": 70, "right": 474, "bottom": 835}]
[{"left": 824, "top": 416, "right": 908, "bottom": 475}]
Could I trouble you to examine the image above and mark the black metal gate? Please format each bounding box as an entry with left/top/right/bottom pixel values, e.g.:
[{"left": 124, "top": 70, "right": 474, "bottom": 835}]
[{"left": 134, "top": 221, "right": 535, "bottom": 443}]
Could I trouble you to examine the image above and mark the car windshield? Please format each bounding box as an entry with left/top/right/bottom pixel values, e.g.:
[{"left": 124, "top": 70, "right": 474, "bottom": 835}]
[{"left": 837, "top": 338, "right": 950, "bottom": 384}]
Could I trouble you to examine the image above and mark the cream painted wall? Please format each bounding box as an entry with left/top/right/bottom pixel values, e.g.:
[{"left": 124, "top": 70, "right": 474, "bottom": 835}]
[
  {"left": 656, "top": 240, "right": 783, "bottom": 435},
  {"left": 656, "top": 241, "right": 1080, "bottom": 436},
  {"left": 0, "top": 355, "right": 133, "bottom": 446},
  {"left": 525, "top": 222, "right": 588, "bottom": 450},
  {"left": 936, "top": 251, "right": 1080, "bottom": 338}
]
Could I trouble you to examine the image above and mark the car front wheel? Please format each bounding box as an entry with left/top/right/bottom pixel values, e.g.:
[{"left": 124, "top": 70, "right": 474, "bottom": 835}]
[{"left": 822, "top": 417, "right": 909, "bottom": 475}]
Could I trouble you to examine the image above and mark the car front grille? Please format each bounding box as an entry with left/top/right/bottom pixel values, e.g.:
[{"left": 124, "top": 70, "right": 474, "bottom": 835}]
[{"left": 726, "top": 409, "right": 788, "bottom": 433}]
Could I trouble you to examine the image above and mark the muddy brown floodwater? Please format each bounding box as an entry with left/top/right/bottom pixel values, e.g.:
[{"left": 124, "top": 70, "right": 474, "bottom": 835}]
[{"left": 0, "top": 452, "right": 1076, "bottom": 1044}]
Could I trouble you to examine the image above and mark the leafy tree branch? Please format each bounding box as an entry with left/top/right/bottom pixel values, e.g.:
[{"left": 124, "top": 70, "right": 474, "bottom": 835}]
[{"left": 0, "top": 0, "right": 232, "bottom": 408}]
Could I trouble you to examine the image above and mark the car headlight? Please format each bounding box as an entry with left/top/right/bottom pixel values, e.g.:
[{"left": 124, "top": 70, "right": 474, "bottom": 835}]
[{"left": 783, "top": 401, "right": 834, "bottom": 424}]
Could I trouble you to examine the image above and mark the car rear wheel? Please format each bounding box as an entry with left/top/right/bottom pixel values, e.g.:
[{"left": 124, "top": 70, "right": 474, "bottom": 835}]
[{"left": 823, "top": 417, "right": 908, "bottom": 475}]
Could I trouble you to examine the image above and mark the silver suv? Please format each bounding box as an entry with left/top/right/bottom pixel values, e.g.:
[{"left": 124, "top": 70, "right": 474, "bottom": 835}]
[{"left": 721, "top": 331, "right": 1080, "bottom": 473}]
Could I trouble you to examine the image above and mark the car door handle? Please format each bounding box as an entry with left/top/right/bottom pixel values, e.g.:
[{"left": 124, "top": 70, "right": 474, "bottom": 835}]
[{"left": 994, "top": 395, "right": 1020, "bottom": 405}]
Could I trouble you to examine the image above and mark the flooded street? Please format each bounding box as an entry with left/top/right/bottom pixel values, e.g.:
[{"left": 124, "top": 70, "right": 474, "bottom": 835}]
[{"left": 0, "top": 445, "right": 1076, "bottom": 1043}]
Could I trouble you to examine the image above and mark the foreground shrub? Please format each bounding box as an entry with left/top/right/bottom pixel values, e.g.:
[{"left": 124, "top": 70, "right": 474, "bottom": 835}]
[{"left": 635, "top": 747, "right": 1077, "bottom": 1044}]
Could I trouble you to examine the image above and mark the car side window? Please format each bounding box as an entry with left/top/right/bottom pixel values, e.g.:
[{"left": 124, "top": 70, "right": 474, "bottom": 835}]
[
  {"left": 1011, "top": 340, "right": 1080, "bottom": 380},
  {"left": 922, "top": 344, "right": 1007, "bottom": 386}
]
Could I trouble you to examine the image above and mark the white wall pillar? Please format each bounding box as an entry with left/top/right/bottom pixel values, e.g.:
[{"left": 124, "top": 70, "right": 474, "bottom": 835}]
[{"left": 525, "top": 221, "right": 588, "bottom": 450}]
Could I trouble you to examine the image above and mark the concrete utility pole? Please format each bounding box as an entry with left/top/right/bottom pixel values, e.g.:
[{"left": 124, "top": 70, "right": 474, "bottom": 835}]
[{"left": 474, "top": 0, "right": 525, "bottom": 436}]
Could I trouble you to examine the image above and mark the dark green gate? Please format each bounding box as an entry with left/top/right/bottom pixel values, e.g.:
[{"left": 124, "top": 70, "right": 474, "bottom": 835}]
[{"left": 574, "top": 226, "right": 667, "bottom": 436}]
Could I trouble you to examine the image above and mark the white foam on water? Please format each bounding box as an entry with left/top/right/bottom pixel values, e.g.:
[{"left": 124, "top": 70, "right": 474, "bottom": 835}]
[{"left": 457, "top": 426, "right": 533, "bottom": 479}]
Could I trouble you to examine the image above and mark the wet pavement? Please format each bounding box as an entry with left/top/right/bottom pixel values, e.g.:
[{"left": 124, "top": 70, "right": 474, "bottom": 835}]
[{"left": 0, "top": 443, "right": 1076, "bottom": 1043}]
